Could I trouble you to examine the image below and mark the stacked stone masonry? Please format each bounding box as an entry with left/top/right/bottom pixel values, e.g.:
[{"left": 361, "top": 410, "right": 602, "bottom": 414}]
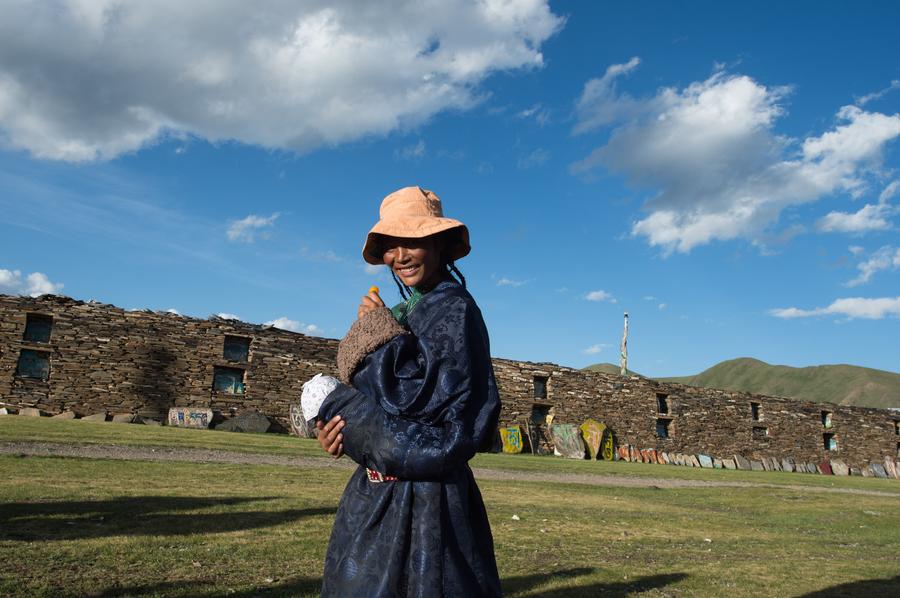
[{"left": 2, "top": 294, "right": 898, "bottom": 470}]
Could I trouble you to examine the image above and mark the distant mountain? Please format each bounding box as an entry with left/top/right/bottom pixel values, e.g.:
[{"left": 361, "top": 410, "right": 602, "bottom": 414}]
[
  {"left": 583, "top": 358, "right": 900, "bottom": 409},
  {"left": 582, "top": 363, "right": 643, "bottom": 377}
]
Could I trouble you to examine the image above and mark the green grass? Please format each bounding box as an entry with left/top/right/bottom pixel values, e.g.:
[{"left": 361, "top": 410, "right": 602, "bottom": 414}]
[{"left": 1, "top": 417, "right": 900, "bottom": 596}]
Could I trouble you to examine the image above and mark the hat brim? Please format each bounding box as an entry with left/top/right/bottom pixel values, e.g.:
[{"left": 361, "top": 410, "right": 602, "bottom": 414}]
[{"left": 363, "top": 218, "right": 470, "bottom": 265}]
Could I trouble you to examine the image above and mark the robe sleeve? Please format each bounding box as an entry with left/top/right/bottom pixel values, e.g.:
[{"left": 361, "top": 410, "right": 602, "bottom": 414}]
[{"left": 320, "top": 293, "right": 500, "bottom": 480}]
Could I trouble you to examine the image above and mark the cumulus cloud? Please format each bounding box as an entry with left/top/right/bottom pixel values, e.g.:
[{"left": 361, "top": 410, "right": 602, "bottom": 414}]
[
  {"left": 0, "top": 269, "right": 64, "bottom": 296},
  {"left": 496, "top": 277, "right": 528, "bottom": 287},
  {"left": 845, "top": 245, "right": 900, "bottom": 287},
  {"left": 582, "top": 343, "right": 611, "bottom": 355},
  {"left": 264, "top": 316, "right": 322, "bottom": 335},
  {"left": 769, "top": 296, "right": 900, "bottom": 320},
  {"left": 0, "top": 1, "right": 562, "bottom": 162},
  {"left": 517, "top": 147, "right": 550, "bottom": 169},
  {"left": 570, "top": 61, "right": 900, "bottom": 254},
  {"left": 817, "top": 202, "right": 894, "bottom": 233},
  {"left": 216, "top": 312, "right": 241, "bottom": 320},
  {"left": 585, "top": 289, "right": 616, "bottom": 302},
  {"left": 395, "top": 139, "right": 426, "bottom": 160},
  {"left": 227, "top": 213, "right": 279, "bottom": 243}
]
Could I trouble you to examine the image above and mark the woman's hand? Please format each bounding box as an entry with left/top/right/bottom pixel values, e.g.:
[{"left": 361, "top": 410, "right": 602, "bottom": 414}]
[
  {"left": 316, "top": 415, "right": 345, "bottom": 459},
  {"left": 357, "top": 289, "right": 385, "bottom": 319}
]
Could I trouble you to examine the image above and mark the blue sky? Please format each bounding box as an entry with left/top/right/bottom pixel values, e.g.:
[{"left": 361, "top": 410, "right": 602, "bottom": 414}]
[{"left": 1, "top": 1, "right": 898, "bottom": 376}]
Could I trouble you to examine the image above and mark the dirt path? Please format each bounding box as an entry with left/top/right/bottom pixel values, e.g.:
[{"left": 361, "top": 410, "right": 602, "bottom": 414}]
[{"left": 2, "top": 441, "right": 899, "bottom": 498}]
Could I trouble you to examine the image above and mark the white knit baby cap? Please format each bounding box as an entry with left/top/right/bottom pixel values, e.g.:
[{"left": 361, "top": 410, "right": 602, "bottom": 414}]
[{"left": 301, "top": 373, "right": 340, "bottom": 421}]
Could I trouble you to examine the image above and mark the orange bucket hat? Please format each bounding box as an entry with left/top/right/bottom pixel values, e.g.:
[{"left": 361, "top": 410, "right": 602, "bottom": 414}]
[{"left": 362, "top": 186, "right": 471, "bottom": 265}]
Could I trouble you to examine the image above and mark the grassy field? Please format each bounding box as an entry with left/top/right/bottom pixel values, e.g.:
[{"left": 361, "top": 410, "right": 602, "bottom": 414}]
[{"left": 1, "top": 417, "right": 900, "bottom": 597}]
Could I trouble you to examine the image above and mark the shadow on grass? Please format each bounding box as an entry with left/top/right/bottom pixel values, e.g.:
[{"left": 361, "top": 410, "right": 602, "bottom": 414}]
[
  {"left": 797, "top": 575, "right": 900, "bottom": 597},
  {"left": 504, "top": 568, "right": 688, "bottom": 597},
  {"left": 93, "top": 577, "right": 323, "bottom": 598},
  {"left": 0, "top": 495, "right": 335, "bottom": 541}
]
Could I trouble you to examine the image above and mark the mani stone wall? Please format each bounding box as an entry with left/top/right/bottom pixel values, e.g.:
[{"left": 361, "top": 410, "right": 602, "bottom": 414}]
[
  {"left": 492, "top": 359, "right": 900, "bottom": 470},
  {"left": 2, "top": 293, "right": 898, "bottom": 469},
  {"left": 0, "top": 294, "right": 339, "bottom": 427}
]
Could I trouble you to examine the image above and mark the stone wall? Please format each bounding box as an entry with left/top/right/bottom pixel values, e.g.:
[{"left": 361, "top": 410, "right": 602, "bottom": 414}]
[{"left": 2, "top": 294, "right": 898, "bottom": 469}]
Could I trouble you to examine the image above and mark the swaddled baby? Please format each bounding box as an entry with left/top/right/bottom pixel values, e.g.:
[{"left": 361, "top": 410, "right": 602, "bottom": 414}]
[{"left": 300, "top": 373, "right": 340, "bottom": 425}]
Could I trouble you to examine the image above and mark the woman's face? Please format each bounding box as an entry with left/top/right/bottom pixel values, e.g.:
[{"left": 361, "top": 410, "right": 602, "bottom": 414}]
[{"left": 381, "top": 235, "right": 443, "bottom": 289}]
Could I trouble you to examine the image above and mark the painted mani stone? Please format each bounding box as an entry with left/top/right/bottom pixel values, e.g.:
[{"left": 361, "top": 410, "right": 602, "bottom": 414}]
[
  {"left": 500, "top": 426, "right": 524, "bottom": 454},
  {"left": 289, "top": 404, "right": 313, "bottom": 438},
  {"left": 167, "top": 407, "right": 212, "bottom": 429},
  {"left": 579, "top": 420, "right": 614, "bottom": 460},
  {"left": 550, "top": 424, "right": 586, "bottom": 459}
]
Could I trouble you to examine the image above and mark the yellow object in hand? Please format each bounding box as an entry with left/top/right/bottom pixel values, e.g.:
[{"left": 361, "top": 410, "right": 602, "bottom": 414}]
[{"left": 369, "top": 285, "right": 380, "bottom": 295}]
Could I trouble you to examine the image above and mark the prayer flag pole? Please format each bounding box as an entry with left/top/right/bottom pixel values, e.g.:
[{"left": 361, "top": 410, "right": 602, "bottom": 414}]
[{"left": 620, "top": 312, "right": 629, "bottom": 376}]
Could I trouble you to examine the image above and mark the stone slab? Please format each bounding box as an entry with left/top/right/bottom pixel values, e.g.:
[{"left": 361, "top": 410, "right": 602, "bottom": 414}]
[
  {"left": 713, "top": 458, "right": 723, "bottom": 469},
  {"left": 579, "top": 419, "right": 606, "bottom": 460},
  {"left": 781, "top": 458, "right": 795, "bottom": 472},
  {"left": 761, "top": 458, "right": 771, "bottom": 471},
  {"left": 884, "top": 459, "right": 899, "bottom": 480},
  {"left": 722, "top": 458, "right": 737, "bottom": 470},
  {"left": 656, "top": 451, "right": 666, "bottom": 465},
  {"left": 81, "top": 412, "right": 108, "bottom": 422},
  {"left": 500, "top": 426, "right": 523, "bottom": 454},
  {"left": 769, "top": 457, "right": 782, "bottom": 472},
  {"left": 0, "top": 408, "right": 8, "bottom": 415},
  {"left": 830, "top": 460, "right": 849, "bottom": 476},
  {"left": 870, "top": 463, "right": 888, "bottom": 479},
  {"left": 750, "top": 460, "right": 764, "bottom": 471},
  {"left": 734, "top": 455, "right": 751, "bottom": 470},
  {"left": 289, "top": 404, "right": 313, "bottom": 438},
  {"left": 18, "top": 407, "right": 43, "bottom": 417},
  {"left": 141, "top": 417, "right": 161, "bottom": 426},
  {"left": 806, "top": 463, "right": 818, "bottom": 473},
  {"left": 690, "top": 455, "right": 701, "bottom": 468},
  {"left": 168, "top": 407, "right": 212, "bottom": 429},
  {"left": 112, "top": 413, "right": 137, "bottom": 424},
  {"left": 52, "top": 411, "right": 76, "bottom": 419},
  {"left": 550, "top": 424, "right": 586, "bottom": 459},
  {"left": 850, "top": 467, "right": 862, "bottom": 476},
  {"left": 817, "top": 462, "right": 833, "bottom": 475},
  {"left": 216, "top": 411, "right": 271, "bottom": 434},
  {"left": 698, "top": 454, "right": 713, "bottom": 468}
]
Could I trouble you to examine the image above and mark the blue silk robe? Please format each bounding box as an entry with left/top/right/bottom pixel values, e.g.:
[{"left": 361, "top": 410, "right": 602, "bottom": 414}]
[{"left": 319, "top": 279, "right": 502, "bottom": 597}]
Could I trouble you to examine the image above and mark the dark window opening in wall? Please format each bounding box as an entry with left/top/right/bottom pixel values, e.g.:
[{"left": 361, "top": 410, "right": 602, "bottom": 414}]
[
  {"left": 213, "top": 366, "right": 245, "bottom": 394},
  {"left": 656, "top": 393, "right": 669, "bottom": 414},
  {"left": 533, "top": 376, "right": 548, "bottom": 400},
  {"left": 530, "top": 403, "right": 551, "bottom": 424},
  {"left": 223, "top": 336, "right": 251, "bottom": 362},
  {"left": 23, "top": 314, "right": 53, "bottom": 343},
  {"left": 823, "top": 433, "right": 837, "bottom": 451},
  {"left": 656, "top": 418, "right": 672, "bottom": 439},
  {"left": 15, "top": 349, "right": 50, "bottom": 380},
  {"left": 750, "top": 402, "right": 761, "bottom": 421},
  {"left": 752, "top": 426, "right": 768, "bottom": 440},
  {"left": 821, "top": 411, "right": 833, "bottom": 429}
]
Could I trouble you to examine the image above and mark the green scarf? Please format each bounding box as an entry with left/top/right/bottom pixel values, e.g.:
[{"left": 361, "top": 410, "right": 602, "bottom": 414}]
[{"left": 390, "top": 286, "right": 425, "bottom": 326}]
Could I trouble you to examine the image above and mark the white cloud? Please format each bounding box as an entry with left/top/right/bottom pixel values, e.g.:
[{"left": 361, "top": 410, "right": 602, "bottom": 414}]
[
  {"left": 363, "top": 264, "right": 383, "bottom": 275},
  {"left": 517, "top": 147, "right": 550, "bottom": 169},
  {"left": 817, "top": 202, "right": 894, "bottom": 233},
  {"left": 227, "top": 213, "right": 279, "bottom": 243},
  {"left": 300, "top": 246, "right": 342, "bottom": 262},
  {"left": 582, "top": 343, "right": 611, "bottom": 355},
  {"left": 516, "top": 103, "right": 550, "bottom": 126},
  {"left": 658, "top": 302, "right": 667, "bottom": 310},
  {"left": 856, "top": 80, "right": 900, "bottom": 106},
  {"left": 165, "top": 308, "right": 181, "bottom": 315},
  {"left": 769, "top": 296, "right": 900, "bottom": 320},
  {"left": 216, "top": 312, "right": 241, "bottom": 320},
  {"left": 395, "top": 139, "right": 426, "bottom": 160},
  {"left": 571, "top": 62, "right": 900, "bottom": 254},
  {"left": 845, "top": 246, "right": 900, "bottom": 287},
  {"left": 497, "top": 277, "right": 528, "bottom": 287},
  {"left": 264, "top": 316, "right": 321, "bottom": 335},
  {"left": 0, "top": 1, "right": 562, "bottom": 162},
  {"left": 848, "top": 245, "right": 865, "bottom": 256},
  {"left": 585, "top": 289, "right": 616, "bottom": 303},
  {"left": 0, "top": 269, "right": 64, "bottom": 297}
]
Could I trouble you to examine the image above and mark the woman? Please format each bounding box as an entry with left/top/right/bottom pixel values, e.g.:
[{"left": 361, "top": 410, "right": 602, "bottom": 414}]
[{"left": 316, "top": 186, "right": 502, "bottom": 597}]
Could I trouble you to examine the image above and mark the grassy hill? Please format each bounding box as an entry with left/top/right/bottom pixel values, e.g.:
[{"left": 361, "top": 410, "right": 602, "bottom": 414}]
[
  {"left": 584, "top": 358, "right": 900, "bottom": 409},
  {"left": 581, "top": 363, "right": 643, "bottom": 377}
]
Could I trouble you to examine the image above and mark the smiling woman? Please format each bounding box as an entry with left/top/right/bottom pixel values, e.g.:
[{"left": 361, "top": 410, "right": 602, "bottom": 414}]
[{"left": 313, "top": 186, "right": 502, "bottom": 597}]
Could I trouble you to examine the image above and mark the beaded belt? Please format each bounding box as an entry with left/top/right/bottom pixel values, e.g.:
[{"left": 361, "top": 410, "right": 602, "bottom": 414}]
[{"left": 366, "top": 468, "right": 399, "bottom": 483}]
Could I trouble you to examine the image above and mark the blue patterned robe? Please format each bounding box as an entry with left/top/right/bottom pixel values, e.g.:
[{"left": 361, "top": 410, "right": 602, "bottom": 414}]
[{"left": 319, "top": 279, "right": 502, "bottom": 597}]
